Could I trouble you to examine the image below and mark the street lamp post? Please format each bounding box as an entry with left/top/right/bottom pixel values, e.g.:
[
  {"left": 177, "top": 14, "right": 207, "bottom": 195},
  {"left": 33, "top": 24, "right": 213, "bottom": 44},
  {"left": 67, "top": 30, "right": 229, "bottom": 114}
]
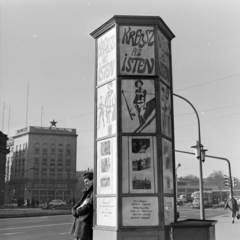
[
  {"left": 176, "top": 163, "right": 181, "bottom": 198},
  {"left": 173, "top": 93, "right": 205, "bottom": 220}
]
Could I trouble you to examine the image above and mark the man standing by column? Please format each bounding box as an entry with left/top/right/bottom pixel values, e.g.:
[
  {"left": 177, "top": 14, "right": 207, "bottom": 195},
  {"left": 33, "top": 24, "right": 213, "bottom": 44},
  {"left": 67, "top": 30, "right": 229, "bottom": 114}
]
[{"left": 70, "top": 172, "right": 94, "bottom": 240}]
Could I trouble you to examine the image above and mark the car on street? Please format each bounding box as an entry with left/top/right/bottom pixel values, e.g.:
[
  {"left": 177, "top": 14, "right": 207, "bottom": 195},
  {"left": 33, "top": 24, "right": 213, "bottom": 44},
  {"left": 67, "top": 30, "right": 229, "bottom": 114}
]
[
  {"left": 177, "top": 198, "right": 183, "bottom": 206},
  {"left": 49, "top": 199, "right": 66, "bottom": 207},
  {"left": 191, "top": 199, "right": 200, "bottom": 208}
]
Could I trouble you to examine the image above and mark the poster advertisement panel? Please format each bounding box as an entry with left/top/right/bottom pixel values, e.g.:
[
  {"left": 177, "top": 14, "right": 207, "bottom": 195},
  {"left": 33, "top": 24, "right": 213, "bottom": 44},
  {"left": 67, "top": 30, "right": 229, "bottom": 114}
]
[
  {"left": 160, "top": 82, "right": 172, "bottom": 138},
  {"left": 119, "top": 26, "right": 155, "bottom": 75},
  {"left": 97, "top": 137, "right": 116, "bottom": 195},
  {"left": 97, "top": 27, "right": 116, "bottom": 85},
  {"left": 164, "top": 197, "right": 174, "bottom": 225},
  {"left": 121, "top": 79, "right": 156, "bottom": 133},
  {"left": 97, "top": 80, "right": 116, "bottom": 138},
  {"left": 96, "top": 197, "right": 116, "bottom": 227},
  {"left": 162, "top": 138, "right": 174, "bottom": 194},
  {"left": 122, "top": 196, "right": 159, "bottom": 226},
  {"left": 157, "top": 29, "right": 170, "bottom": 86}
]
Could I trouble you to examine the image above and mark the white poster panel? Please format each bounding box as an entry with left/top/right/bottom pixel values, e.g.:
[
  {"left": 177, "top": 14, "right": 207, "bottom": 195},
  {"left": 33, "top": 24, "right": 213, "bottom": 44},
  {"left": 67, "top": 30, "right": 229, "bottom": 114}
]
[
  {"left": 97, "top": 80, "right": 116, "bottom": 138},
  {"left": 119, "top": 26, "right": 155, "bottom": 75},
  {"left": 97, "top": 137, "right": 116, "bottom": 194},
  {"left": 162, "top": 138, "right": 174, "bottom": 194},
  {"left": 122, "top": 196, "right": 159, "bottom": 226},
  {"left": 157, "top": 29, "right": 170, "bottom": 86},
  {"left": 97, "top": 197, "right": 116, "bottom": 227},
  {"left": 129, "top": 137, "right": 155, "bottom": 194},
  {"left": 97, "top": 27, "right": 116, "bottom": 85},
  {"left": 122, "top": 79, "right": 156, "bottom": 133},
  {"left": 164, "top": 197, "right": 174, "bottom": 225},
  {"left": 160, "top": 83, "right": 172, "bottom": 138}
]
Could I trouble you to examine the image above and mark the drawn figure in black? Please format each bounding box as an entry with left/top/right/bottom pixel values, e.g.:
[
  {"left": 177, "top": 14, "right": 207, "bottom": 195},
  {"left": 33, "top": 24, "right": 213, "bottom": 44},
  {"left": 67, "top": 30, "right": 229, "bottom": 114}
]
[
  {"left": 105, "top": 82, "right": 116, "bottom": 124},
  {"left": 133, "top": 80, "right": 147, "bottom": 126},
  {"left": 97, "top": 96, "right": 105, "bottom": 129}
]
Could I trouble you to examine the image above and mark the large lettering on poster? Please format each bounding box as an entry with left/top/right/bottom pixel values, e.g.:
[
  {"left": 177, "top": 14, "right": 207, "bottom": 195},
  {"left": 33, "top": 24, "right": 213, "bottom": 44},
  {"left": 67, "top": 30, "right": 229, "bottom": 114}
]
[
  {"left": 157, "top": 29, "right": 170, "bottom": 85},
  {"left": 97, "top": 27, "right": 116, "bottom": 85},
  {"left": 120, "top": 26, "right": 155, "bottom": 75},
  {"left": 122, "top": 197, "right": 159, "bottom": 226}
]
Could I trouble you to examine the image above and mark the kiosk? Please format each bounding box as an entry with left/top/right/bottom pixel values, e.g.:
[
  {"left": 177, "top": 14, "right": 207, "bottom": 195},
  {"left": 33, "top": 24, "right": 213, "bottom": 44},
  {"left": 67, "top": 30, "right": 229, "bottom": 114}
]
[{"left": 91, "top": 15, "right": 175, "bottom": 240}]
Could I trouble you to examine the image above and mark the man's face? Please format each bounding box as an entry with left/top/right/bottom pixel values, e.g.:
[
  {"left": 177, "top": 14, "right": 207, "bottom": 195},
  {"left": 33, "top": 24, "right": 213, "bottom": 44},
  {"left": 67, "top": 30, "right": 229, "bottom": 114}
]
[{"left": 84, "top": 178, "right": 93, "bottom": 189}]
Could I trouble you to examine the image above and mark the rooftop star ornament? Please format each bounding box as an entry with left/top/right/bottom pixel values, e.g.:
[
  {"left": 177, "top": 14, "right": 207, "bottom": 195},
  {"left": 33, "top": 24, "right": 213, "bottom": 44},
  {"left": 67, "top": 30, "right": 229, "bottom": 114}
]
[{"left": 50, "top": 119, "right": 57, "bottom": 129}]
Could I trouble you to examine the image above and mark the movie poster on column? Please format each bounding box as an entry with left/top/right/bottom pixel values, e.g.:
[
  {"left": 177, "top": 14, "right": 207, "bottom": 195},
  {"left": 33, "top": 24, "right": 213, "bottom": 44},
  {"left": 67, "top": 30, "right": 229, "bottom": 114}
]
[
  {"left": 129, "top": 137, "right": 155, "bottom": 193},
  {"left": 162, "top": 138, "right": 173, "bottom": 194},
  {"left": 119, "top": 26, "right": 155, "bottom": 75},
  {"left": 97, "top": 137, "right": 116, "bottom": 195},
  {"left": 157, "top": 29, "right": 171, "bottom": 86},
  {"left": 121, "top": 79, "right": 156, "bottom": 133},
  {"left": 97, "top": 27, "right": 116, "bottom": 85},
  {"left": 97, "top": 80, "right": 116, "bottom": 138},
  {"left": 160, "top": 83, "right": 172, "bottom": 138}
]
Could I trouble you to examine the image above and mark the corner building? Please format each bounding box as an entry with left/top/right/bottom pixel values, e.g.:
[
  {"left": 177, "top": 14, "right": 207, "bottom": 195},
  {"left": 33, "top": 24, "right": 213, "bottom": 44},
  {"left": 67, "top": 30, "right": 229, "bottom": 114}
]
[{"left": 7, "top": 126, "right": 77, "bottom": 203}]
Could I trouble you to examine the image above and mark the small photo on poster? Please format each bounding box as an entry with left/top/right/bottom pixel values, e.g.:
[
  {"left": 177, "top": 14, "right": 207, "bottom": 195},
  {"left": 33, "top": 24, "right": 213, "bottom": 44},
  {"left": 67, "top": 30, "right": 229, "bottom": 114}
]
[
  {"left": 100, "top": 175, "right": 110, "bottom": 187},
  {"left": 101, "top": 157, "right": 110, "bottom": 173},
  {"left": 101, "top": 140, "right": 111, "bottom": 156},
  {"left": 132, "top": 174, "right": 152, "bottom": 190},
  {"left": 162, "top": 138, "right": 173, "bottom": 194},
  {"left": 122, "top": 79, "right": 156, "bottom": 133},
  {"left": 129, "top": 137, "right": 155, "bottom": 193},
  {"left": 160, "top": 83, "right": 172, "bottom": 138}
]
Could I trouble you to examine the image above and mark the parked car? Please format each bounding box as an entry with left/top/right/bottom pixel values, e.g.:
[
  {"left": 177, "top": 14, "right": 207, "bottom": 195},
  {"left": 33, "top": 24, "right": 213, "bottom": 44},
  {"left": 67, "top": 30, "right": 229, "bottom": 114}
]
[
  {"left": 191, "top": 199, "right": 200, "bottom": 208},
  {"left": 49, "top": 199, "right": 66, "bottom": 207},
  {"left": 177, "top": 198, "right": 183, "bottom": 206},
  {"left": 179, "top": 195, "right": 187, "bottom": 203}
]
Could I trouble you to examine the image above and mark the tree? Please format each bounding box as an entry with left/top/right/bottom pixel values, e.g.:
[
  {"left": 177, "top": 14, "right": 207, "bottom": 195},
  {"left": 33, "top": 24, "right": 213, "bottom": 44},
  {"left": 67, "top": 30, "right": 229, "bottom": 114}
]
[
  {"left": 205, "top": 170, "right": 225, "bottom": 186},
  {"left": 182, "top": 174, "right": 199, "bottom": 180}
]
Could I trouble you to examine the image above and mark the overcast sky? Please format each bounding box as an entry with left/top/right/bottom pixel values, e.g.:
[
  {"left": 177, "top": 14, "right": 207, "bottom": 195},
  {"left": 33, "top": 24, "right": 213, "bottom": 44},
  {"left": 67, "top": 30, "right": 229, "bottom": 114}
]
[{"left": 1, "top": 0, "right": 240, "bottom": 179}]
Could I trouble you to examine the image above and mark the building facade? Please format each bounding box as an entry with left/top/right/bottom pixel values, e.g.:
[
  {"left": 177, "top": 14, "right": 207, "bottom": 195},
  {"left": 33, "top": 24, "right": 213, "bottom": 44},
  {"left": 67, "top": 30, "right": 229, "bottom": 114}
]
[
  {"left": 0, "top": 131, "right": 10, "bottom": 205},
  {"left": 6, "top": 126, "right": 77, "bottom": 203}
]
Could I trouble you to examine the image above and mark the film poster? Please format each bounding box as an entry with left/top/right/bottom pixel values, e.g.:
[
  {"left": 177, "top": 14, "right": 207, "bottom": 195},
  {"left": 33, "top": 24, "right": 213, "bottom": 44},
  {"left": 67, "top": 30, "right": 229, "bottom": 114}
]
[
  {"left": 160, "top": 82, "right": 172, "bottom": 138},
  {"left": 122, "top": 79, "right": 156, "bottom": 133},
  {"left": 97, "top": 80, "right": 116, "bottom": 138},
  {"left": 162, "top": 138, "right": 174, "bottom": 194},
  {"left": 119, "top": 26, "right": 155, "bottom": 75},
  {"left": 157, "top": 29, "right": 170, "bottom": 86},
  {"left": 129, "top": 137, "right": 155, "bottom": 193},
  {"left": 97, "top": 27, "right": 116, "bottom": 85},
  {"left": 97, "top": 137, "right": 116, "bottom": 195}
]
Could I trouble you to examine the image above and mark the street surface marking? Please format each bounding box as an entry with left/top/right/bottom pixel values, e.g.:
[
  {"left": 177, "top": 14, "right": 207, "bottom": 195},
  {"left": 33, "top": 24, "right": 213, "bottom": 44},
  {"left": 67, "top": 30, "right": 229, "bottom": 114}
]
[
  {"left": 0, "top": 232, "right": 25, "bottom": 236},
  {"left": 59, "top": 232, "right": 69, "bottom": 235},
  {"left": 0, "top": 216, "right": 48, "bottom": 221},
  {"left": 22, "top": 219, "right": 49, "bottom": 222},
  {"left": 0, "top": 222, "right": 71, "bottom": 231}
]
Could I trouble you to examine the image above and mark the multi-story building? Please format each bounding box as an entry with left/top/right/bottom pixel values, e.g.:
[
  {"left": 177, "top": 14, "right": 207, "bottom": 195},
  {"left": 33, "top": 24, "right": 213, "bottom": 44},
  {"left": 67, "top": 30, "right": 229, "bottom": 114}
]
[{"left": 6, "top": 126, "right": 77, "bottom": 203}]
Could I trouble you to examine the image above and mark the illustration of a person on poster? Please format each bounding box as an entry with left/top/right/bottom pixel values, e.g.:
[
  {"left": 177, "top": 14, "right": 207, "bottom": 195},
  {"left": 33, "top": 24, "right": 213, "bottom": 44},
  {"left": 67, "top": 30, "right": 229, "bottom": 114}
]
[
  {"left": 132, "top": 80, "right": 147, "bottom": 126},
  {"left": 164, "top": 88, "right": 171, "bottom": 136},
  {"left": 97, "top": 96, "right": 105, "bottom": 129},
  {"left": 105, "top": 82, "right": 116, "bottom": 124},
  {"left": 122, "top": 79, "right": 156, "bottom": 133}
]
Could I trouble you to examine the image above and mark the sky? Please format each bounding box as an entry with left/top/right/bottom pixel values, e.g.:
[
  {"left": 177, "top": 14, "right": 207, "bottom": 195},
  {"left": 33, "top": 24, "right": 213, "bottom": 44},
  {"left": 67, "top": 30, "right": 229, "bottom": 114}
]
[{"left": 1, "top": 0, "right": 240, "bottom": 179}]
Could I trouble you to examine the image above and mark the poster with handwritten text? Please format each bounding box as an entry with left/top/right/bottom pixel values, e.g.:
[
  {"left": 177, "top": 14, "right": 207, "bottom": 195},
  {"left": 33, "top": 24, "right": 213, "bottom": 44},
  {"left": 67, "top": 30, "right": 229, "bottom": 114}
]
[
  {"left": 120, "top": 26, "right": 155, "bottom": 75},
  {"left": 97, "top": 27, "right": 116, "bottom": 85}
]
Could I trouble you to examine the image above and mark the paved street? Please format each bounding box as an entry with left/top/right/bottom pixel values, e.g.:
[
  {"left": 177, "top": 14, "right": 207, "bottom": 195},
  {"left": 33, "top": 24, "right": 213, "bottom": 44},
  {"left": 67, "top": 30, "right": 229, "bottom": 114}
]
[{"left": 0, "top": 214, "right": 74, "bottom": 240}]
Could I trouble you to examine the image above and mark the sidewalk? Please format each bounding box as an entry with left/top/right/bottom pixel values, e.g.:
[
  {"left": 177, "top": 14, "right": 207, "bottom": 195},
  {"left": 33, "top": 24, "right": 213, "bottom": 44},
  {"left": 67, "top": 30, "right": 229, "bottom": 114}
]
[{"left": 213, "top": 214, "right": 240, "bottom": 240}]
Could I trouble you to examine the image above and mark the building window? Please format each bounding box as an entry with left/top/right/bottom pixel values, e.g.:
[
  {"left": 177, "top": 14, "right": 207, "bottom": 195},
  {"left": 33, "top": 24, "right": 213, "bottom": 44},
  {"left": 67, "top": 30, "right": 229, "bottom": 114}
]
[
  {"left": 35, "top": 143, "right": 40, "bottom": 151},
  {"left": 16, "top": 145, "right": 18, "bottom": 152},
  {"left": 35, "top": 153, "right": 39, "bottom": 160},
  {"left": 42, "top": 173, "right": 47, "bottom": 179},
  {"left": 58, "top": 144, "right": 63, "bottom": 152},
  {"left": 34, "top": 172, "right": 39, "bottom": 179},
  {"left": 66, "top": 144, "right": 71, "bottom": 153},
  {"left": 58, "top": 164, "right": 63, "bottom": 172},
  {"left": 34, "top": 162, "right": 39, "bottom": 170},
  {"left": 50, "top": 154, "right": 55, "bottom": 161},
  {"left": 42, "top": 163, "right": 47, "bottom": 171},
  {"left": 66, "top": 154, "right": 71, "bottom": 162},
  {"left": 42, "top": 153, "right": 47, "bottom": 161},
  {"left": 57, "top": 173, "right": 62, "bottom": 179},
  {"left": 66, "top": 164, "right": 70, "bottom": 171},
  {"left": 51, "top": 144, "right": 56, "bottom": 152},
  {"left": 50, "top": 163, "right": 55, "bottom": 171},
  {"left": 23, "top": 143, "right": 26, "bottom": 152},
  {"left": 58, "top": 154, "right": 63, "bottom": 162},
  {"left": 43, "top": 143, "right": 48, "bottom": 152},
  {"left": 50, "top": 173, "right": 55, "bottom": 179},
  {"left": 19, "top": 144, "right": 22, "bottom": 152}
]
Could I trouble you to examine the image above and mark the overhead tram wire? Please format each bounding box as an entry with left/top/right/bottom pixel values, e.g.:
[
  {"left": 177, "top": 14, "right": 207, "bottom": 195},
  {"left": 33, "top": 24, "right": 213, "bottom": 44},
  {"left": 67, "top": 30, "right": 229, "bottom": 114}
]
[{"left": 174, "top": 73, "right": 240, "bottom": 92}]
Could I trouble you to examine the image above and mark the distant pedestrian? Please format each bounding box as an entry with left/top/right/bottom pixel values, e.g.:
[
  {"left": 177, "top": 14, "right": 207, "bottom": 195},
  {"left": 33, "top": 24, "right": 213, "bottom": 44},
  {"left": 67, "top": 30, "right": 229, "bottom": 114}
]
[
  {"left": 27, "top": 198, "right": 30, "bottom": 207},
  {"left": 224, "top": 195, "right": 239, "bottom": 223},
  {"left": 31, "top": 198, "right": 35, "bottom": 207},
  {"left": 36, "top": 199, "right": 39, "bottom": 207}
]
